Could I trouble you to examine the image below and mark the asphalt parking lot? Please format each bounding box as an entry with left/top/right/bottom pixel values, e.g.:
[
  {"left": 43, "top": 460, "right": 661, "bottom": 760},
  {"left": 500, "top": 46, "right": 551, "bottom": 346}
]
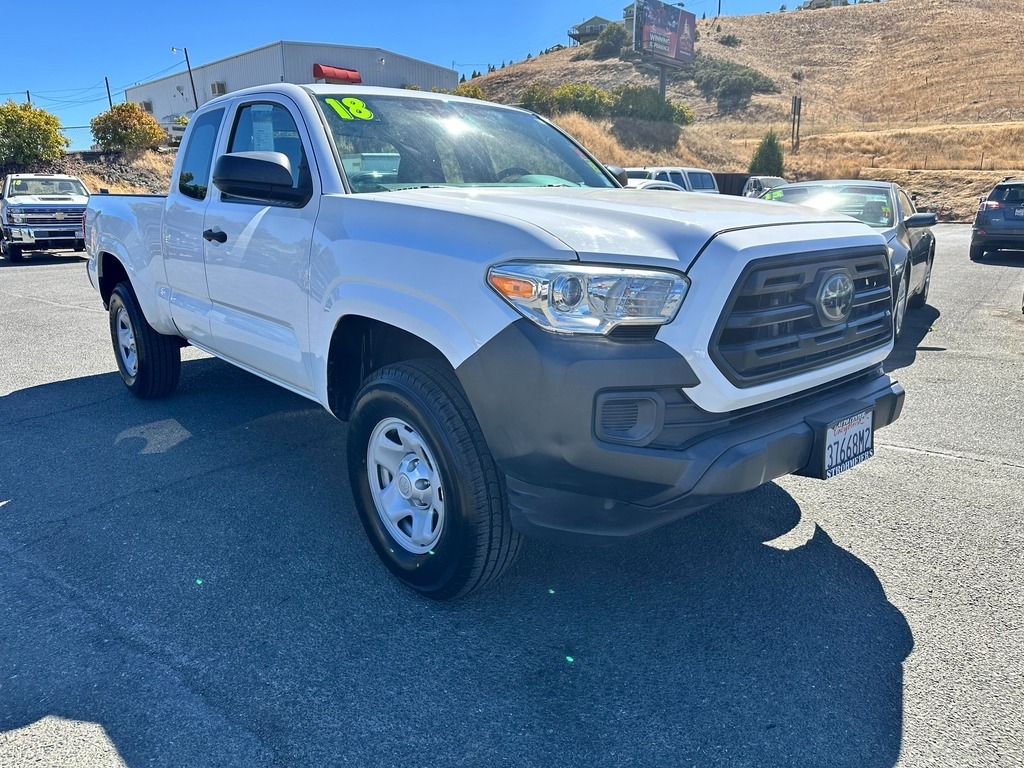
[{"left": 1, "top": 224, "right": 1022, "bottom": 767}]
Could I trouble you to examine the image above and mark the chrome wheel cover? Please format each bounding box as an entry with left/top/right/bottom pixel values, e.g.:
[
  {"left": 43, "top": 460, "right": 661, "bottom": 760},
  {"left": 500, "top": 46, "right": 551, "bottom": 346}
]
[
  {"left": 367, "top": 417, "right": 445, "bottom": 554},
  {"left": 115, "top": 306, "right": 138, "bottom": 376}
]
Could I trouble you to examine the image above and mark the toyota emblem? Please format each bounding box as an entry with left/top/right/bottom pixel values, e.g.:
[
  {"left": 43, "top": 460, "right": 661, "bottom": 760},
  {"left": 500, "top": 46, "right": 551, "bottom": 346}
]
[{"left": 818, "top": 271, "right": 855, "bottom": 325}]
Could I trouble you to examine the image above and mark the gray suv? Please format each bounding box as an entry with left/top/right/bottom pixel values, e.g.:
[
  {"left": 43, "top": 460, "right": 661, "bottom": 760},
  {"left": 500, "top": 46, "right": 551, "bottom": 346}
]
[{"left": 970, "top": 177, "right": 1024, "bottom": 261}]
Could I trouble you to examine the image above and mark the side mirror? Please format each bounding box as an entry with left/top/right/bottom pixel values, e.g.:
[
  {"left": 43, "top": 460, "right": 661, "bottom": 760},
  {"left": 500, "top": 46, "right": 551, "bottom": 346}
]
[
  {"left": 605, "top": 164, "right": 629, "bottom": 187},
  {"left": 905, "top": 212, "right": 937, "bottom": 228},
  {"left": 212, "top": 151, "right": 311, "bottom": 207}
]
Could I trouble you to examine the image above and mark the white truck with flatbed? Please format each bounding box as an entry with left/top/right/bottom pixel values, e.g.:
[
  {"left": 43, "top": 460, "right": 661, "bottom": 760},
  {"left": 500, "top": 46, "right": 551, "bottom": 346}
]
[
  {"left": 1, "top": 173, "right": 89, "bottom": 261},
  {"left": 85, "top": 83, "right": 905, "bottom": 598}
]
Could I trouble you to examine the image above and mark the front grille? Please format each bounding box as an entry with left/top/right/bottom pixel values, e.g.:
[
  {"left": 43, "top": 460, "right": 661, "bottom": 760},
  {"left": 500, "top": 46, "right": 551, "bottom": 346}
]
[
  {"left": 711, "top": 248, "right": 892, "bottom": 388},
  {"left": 14, "top": 207, "right": 86, "bottom": 226}
]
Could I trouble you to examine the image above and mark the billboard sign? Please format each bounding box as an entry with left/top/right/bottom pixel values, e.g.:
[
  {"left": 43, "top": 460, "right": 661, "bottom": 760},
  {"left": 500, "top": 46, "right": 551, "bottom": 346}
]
[{"left": 633, "top": 0, "right": 697, "bottom": 67}]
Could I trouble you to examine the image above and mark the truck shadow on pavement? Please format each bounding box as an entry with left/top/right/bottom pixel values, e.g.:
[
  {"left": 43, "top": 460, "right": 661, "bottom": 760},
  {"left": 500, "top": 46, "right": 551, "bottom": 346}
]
[
  {"left": 885, "top": 304, "right": 942, "bottom": 372},
  {"left": 0, "top": 358, "right": 913, "bottom": 767}
]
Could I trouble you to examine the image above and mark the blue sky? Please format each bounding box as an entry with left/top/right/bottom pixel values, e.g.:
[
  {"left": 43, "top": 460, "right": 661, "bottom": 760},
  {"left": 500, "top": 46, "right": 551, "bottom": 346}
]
[{"left": 2, "top": 0, "right": 779, "bottom": 149}]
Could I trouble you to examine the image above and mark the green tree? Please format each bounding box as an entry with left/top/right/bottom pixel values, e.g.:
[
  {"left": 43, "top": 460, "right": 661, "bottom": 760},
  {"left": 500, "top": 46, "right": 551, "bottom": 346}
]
[
  {"left": 593, "top": 23, "right": 629, "bottom": 59},
  {"left": 0, "top": 100, "right": 68, "bottom": 170},
  {"left": 748, "top": 129, "right": 785, "bottom": 176},
  {"left": 91, "top": 102, "right": 167, "bottom": 152}
]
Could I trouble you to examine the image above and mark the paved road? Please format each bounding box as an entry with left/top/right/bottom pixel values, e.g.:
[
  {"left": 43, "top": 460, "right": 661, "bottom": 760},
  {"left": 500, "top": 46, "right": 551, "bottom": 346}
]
[{"left": 1, "top": 226, "right": 1021, "bottom": 767}]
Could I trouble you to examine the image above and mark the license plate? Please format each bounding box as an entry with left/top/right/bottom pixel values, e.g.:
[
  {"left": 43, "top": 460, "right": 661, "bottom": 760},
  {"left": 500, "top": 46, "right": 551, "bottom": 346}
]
[
  {"left": 824, "top": 409, "right": 874, "bottom": 478},
  {"left": 1015, "top": 208, "right": 1024, "bottom": 218}
]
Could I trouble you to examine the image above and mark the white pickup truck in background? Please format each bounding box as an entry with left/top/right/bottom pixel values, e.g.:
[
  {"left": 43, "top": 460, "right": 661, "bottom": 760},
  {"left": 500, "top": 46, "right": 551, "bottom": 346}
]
[
  {"left": 1, "top": 173, "right": 90, "bottom": 261},
  {"left": 86, "top": 84, "right": 905, "bottom": 599}
]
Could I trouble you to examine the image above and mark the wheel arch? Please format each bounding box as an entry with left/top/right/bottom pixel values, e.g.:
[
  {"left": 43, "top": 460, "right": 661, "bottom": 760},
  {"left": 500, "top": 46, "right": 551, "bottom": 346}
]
[
  {"left": 327, "top": 315, "right": 449, "bottom": 420},
  {"left": 97, "top": 250, "right": 130, "bottom": 307}
]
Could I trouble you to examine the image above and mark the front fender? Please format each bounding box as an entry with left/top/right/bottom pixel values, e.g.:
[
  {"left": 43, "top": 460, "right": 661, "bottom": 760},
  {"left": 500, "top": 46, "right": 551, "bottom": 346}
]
[{"left": 308, "top": 277, "right": 518, "bottom": 406}]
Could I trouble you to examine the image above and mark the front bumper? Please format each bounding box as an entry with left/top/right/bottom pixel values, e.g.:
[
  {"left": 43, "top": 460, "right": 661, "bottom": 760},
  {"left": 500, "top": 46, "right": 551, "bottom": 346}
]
[
  {"left": 456, "top": 319, "right": 904, "bottom": 543},
  {"left": 4, "top": 225, "right": 84, "bottom": 248}
]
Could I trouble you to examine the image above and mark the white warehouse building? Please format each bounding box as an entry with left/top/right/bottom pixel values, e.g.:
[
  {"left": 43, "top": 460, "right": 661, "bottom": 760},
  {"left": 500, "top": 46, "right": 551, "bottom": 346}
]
[{"left": 125, "top": 41, "right": 458, "bottom": 137}]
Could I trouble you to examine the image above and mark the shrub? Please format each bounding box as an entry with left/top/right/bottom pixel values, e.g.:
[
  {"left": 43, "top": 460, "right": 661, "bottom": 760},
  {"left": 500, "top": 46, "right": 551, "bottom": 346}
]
[
  {"left": 671, "top": 102, "right": 695, "bottom": 126},
  {"left": 520, "top": 82, "right": 555, "bottom": 115},
  {"left": 91, "top": 102, "right": 167, "bottom": 152},
  {"left": 610, "top": 86, "right": 694, "bottom": 125},
  {"left": 612, "top": 86, "right": 674, "bottom": 121},
  {"left": 550, "top": 83, "right": 612, "bottom": 117},
  {"left": 452, "top": 83, "right": 486, "bottom": 100},
  {"left": 748, "top": 129, "right": 785, "bottom": 176},
  {"left": 0, "top": 100, "right": 68, "bottom": 171},
  {"left": 593, "top": 24, "right": 629, "bottom": 60},
  {"left": 718, "top": 34, "right": 742, "bottom": 47},
  {"left": 715, "top": 75, "right": 757, "bottom": 110},
  {"left": 690, "top": 53, "right": 779, "bottom": 112}
]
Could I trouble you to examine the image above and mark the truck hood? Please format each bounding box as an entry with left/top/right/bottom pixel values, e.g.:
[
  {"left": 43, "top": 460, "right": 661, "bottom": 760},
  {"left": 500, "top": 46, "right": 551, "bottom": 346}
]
[
  {"left": 5, "top": 194, "right": 89, "bottom": 207},
  {"left": 381, "top": 186, "right": 868, "bottom": 269}
]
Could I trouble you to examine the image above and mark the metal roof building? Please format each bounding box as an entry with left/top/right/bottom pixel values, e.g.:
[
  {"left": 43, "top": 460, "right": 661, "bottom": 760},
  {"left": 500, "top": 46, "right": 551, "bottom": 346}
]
[{"left": 125, "top": 41, "right": 458, "bottom": 135}]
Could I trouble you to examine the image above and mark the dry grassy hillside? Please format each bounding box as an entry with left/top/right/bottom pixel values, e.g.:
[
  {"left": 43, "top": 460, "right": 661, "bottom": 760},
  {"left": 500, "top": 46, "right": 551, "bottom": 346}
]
[
  {"left": 474, "top": 0, "right": 1024, "bottom": 218},
  {"left": 63, "top": 0, "right": 1018, "bottom": 221}
]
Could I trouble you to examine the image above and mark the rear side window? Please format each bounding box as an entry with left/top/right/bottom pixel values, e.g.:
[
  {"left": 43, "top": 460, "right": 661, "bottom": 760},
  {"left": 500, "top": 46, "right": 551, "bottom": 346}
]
[
  {"left": 177, "top": 108, "right": 224, "bottom": 201},
  {"left": 688, "top": 171, "right": 717, "bottom": 191},
  {"left": 991, "top": 185, "right": 1024, "bottom": 202}
]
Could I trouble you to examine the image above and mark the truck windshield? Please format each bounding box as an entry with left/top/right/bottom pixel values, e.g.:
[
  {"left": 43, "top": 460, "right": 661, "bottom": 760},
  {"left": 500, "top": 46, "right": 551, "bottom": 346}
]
[
  {"left": 7, "top": 178, "right": 89, "bottom": 196},
  {"left": 315, "top": 93, "right": 618, "bottom": 193}
]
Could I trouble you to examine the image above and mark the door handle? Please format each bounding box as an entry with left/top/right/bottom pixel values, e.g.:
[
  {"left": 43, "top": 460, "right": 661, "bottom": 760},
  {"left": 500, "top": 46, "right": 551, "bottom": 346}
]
[{"left": 203, "top": 228, "right": 227, "bottom": 243}]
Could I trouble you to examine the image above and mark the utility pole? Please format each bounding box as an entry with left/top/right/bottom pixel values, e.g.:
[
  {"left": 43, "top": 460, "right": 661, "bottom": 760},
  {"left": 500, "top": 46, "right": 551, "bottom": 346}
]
[
  {"left": 105, "top": 77, "right": 113, "bottom": 109},
  {"left": 172, "top": 47, "right": 199, "bottom": 110},
  {"left": 26, "top": 90, "right": 31, "bottom": 104}
]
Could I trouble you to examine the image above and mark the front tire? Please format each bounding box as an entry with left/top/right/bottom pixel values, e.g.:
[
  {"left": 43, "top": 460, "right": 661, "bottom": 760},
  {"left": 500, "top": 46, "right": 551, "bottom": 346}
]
[
  {"left": 893, "top": 270, "right": 910, "bottom": 341},
  {"left": 5, "top": 243, "right": 24, "bottom": 262},
  {"left": 347, "top": 359, "right": 522, "bottom": 600},
  {"left": 108, "top": 282, "right": 181, "bottom": 399}
]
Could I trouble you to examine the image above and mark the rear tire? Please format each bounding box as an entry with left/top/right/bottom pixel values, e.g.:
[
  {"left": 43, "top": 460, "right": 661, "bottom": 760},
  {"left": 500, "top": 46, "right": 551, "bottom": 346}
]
[
  {"left": 969, "top": 243, "right": 984, "bottom": 261},
  {"left": 108, "top": 282, "right": 181, "bottom": 399},
  {"left": 347, "top": 359, "right": 522, "bottom": 599}
]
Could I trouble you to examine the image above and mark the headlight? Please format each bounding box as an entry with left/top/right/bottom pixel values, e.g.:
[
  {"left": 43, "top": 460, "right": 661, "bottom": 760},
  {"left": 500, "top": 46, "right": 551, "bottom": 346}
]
[
  {"left": 9, "top": 213, "right": 25, "bottom": 223},
  {"left": 487, "top": 262, "right": 689, "bottom": 335}
]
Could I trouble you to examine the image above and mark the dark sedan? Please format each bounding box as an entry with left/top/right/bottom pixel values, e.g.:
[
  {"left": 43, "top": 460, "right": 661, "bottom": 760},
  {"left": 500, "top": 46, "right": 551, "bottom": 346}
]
[{"left": 761, "top": 180, "right": 937, "bottom": 340}]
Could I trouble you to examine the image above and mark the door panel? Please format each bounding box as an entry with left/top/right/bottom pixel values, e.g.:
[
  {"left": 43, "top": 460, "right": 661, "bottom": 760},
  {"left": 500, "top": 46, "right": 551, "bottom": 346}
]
[
  {"left": 203, "top": 99, "right": 318, "bottom": 393},
  {"left": 164, "top": 108, "right": 226, "bottom": 342}
]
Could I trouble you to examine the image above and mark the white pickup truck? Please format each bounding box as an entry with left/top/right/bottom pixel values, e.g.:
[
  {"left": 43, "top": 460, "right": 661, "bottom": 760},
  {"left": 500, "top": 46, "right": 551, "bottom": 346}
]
[
  {"left": 1, "top": 173, "right": 89, "bottom": 261},
  {"left": 86, "top": 84, "right": 905, "bottom": 599}
]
